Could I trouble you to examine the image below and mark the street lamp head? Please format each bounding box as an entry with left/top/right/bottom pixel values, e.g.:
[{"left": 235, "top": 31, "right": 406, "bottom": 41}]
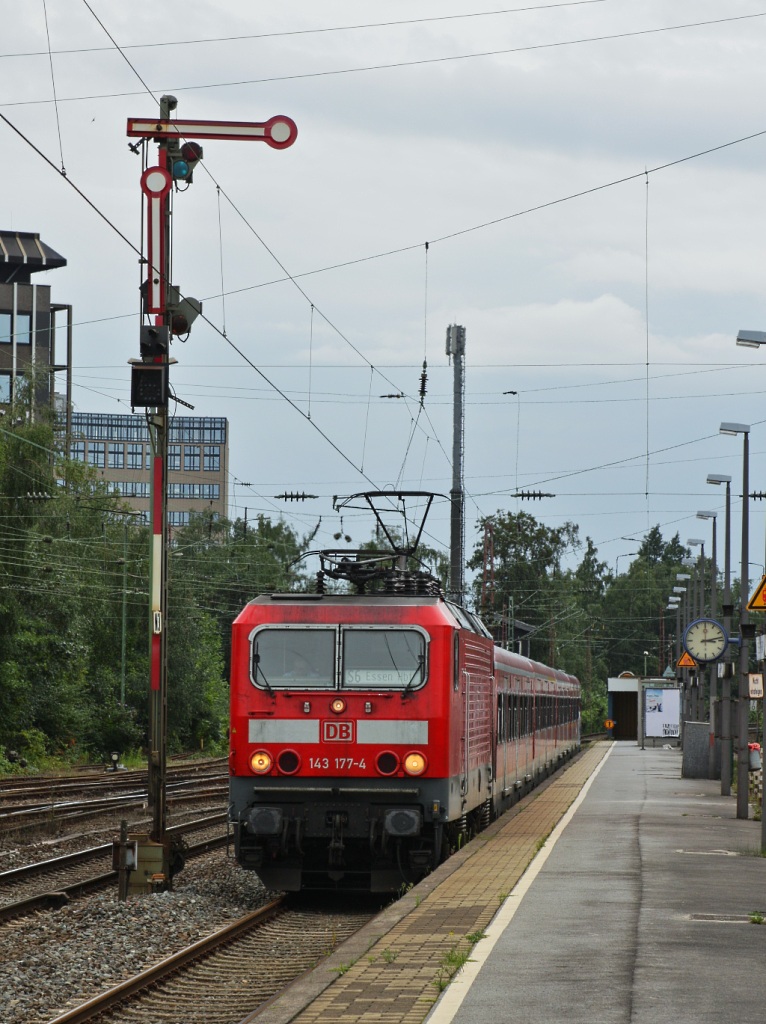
[
  {"left": 706, "top": 474, "right": 731, "bottom": 485},
  {"left": 681, "top": 556, "right": 696, "bottom": 566},
  {"left": 676, "top": 573, "right": 691, "bottom": 581},
  {"left": 696, "top": 511, "right": 717, "bottom": 520},
  {"left": 736, "top": 329, "right": 766, "bottom": 348},
  {"left": 687, "top": 538, "right": 704, "bottom": 547},
  {"left": 672, "top": 587, "right": 686, "bottom": 594},
  {"left": 720, "top": 421, "right": 750, "bottom": 435}
]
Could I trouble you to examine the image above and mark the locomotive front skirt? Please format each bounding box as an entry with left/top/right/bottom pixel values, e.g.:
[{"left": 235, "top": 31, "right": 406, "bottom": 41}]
[{"left": 228, "top": 593, "right": 580, "bottom": 892}]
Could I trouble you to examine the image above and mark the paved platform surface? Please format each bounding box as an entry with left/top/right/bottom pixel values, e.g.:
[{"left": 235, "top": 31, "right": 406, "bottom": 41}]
[
  {"left": 252, "top": 742, "right": 766, "bottom": 1024},
  {"left": 429, "top": 742, "right": 766, "bottom": 1024},
  {"left": 254, "top": 744, "right": 608, "bottom": 1024}
]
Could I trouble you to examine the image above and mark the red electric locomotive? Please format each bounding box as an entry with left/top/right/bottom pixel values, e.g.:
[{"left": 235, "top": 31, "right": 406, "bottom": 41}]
[{"left": 228, "top": 493, "right": 580, "bottom": 892}]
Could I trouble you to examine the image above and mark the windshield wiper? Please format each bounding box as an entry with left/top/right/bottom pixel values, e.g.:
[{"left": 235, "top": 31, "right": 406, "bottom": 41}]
[
  {"left": 252, "top": 643, "right": 274, "bottom": 697},
  {"left": 401, "top": 654, "right": 424, "bottom": 698}
]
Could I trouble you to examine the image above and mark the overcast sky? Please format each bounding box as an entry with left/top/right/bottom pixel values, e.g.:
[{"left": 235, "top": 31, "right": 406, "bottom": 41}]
[{"left": 4, "top": 0, "right": 766, "bottom": 592}]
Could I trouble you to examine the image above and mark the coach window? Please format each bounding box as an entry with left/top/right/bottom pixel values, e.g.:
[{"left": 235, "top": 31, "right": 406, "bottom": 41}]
[
  {"left": 249, "top": 627, "right": 335, "bottom": 690},
  {"left": 342, "top": 627, "right": 427, "bottom": 691}
]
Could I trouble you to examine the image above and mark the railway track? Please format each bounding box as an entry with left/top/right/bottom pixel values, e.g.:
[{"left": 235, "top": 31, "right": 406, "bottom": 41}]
[
  {"left": 0, "top": 764, "right": 228, "bottom": 836},
  {"left": 45, "top": 895, "right": 374, "bottom": 1024},
  {"left": 0, "top": 814, "right": 227, "bottom": 922}
]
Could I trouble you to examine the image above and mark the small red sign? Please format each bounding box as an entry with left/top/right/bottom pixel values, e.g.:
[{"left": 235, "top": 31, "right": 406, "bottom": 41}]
[{"left": 322, "top": 720, "right": 355, "bottom": 743}]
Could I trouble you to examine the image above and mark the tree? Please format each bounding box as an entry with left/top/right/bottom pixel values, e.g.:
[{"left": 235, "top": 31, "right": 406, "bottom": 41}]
[{"left": 467, "top": 510, "right": 580, "bottom": 662}]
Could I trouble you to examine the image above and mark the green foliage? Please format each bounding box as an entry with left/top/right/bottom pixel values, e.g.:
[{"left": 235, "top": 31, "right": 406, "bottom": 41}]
[
  {"left": 467, "top": 512, "right": 705, "bottom": 698},
  {"left": 0, "top": 411, "right": 306, "bottom": 762},
  {"left": 468, "top": 510, "right": 580, "bottom": 662}
]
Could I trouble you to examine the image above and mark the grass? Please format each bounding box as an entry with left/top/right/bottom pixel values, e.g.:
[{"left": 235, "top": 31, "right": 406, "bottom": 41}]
[
  {"left": 750, "top": 911, "right": 765, "bottom": 925},
  {"left": 332, "top": 960, "right": 355, "bottom": 975}
]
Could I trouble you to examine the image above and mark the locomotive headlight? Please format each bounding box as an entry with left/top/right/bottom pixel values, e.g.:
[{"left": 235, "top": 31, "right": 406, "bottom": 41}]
[
  {"left": 249, "top": 750, "right": 273, "bottom": 774},
  {"left": 330, "top": 697, "right": 347, "bottom": 714},
  {"left": 403, "top": 751, "right": 427, "bottom": 776}
]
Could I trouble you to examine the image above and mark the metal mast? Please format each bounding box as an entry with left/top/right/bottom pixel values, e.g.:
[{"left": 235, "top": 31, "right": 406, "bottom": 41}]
[{"left": 446, "top": 324, "right": 466, "bottom": 604}]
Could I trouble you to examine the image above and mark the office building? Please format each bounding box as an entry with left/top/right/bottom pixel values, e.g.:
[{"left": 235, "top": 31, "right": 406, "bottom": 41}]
[{"left": 69, "top": 412, "right": 229, "bottom": 526}]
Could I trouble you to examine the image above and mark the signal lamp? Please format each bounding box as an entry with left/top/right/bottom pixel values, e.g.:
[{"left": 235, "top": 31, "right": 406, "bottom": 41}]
[
  {"left": 140, "top": 324, "right": 169, "bottom": 360},
  {"left": 403, "top": 751, "right": 427, "bottom": 776},
  {"left": 249, "top": 750, "right": 273, "bottom": 774},
  {"left": 170, "top": 297, "right": 202, "bottom": 337},
  {"left": 171, "top": 141, "right": 203, "bottom": 182},
  {"left": 277, "top": 749, "right": 300, "bottom": 775},
  {"left": 376, "top": 751, "right": 399, "bottom": 776},
  {"left": 330, "top": 697, "right": 346, "bottom": 714}
]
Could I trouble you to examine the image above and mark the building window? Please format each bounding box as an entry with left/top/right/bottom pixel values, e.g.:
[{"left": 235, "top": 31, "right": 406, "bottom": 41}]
[
  {"left": 0, "top": 312, "right": 30, "bottom": 345},
  {"left": 70, "top": 440, "right": 86, "bottom": 462},
  {"left": 108, "top": 443, "right": 124, "bottom": 469},
  {"left": 167, "top": 483, "right": 220, "bottom": 499},
  {"left": 203, "top": 446, "right": 220, "bottom": 472},
  {"left": 0, "top": 372, "right": 10, "bottom": 403},
  {"left": 168, "top": 511, "right": 190, "bottom": 527},
  {"left": 168, "top": 444, "right": 181, "bottom": 471},
  {"left": 184, "top": 445, "right": 200, "bottom": 472},
  {"left": 15, "top": 313, "right": 31, "bottom": 345},
  {"left": 87, "top": 442, "right": 105, "bottom": 468},
  {"left": 127, "top": 444, "right": 143, "bottom": 469},
  {"left": 114, "top": 481, "right": 150, "bottom": 498}
]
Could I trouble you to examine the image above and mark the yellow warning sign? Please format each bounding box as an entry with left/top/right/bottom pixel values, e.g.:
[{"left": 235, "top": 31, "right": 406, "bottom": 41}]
[
  {"left": 747, "top": 575, "right": 766, "bottom": 611},
  {"left": 604, "top": 719, "right": 615, "bottom": 730},
  {"left": 678, "top": 651, "right": 696, "bottom": 668}
]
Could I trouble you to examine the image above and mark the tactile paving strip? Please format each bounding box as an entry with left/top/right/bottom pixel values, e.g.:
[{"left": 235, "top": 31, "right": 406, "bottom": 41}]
[{"left": 287, "top": 743, "right": 610, "bottom": 1024}]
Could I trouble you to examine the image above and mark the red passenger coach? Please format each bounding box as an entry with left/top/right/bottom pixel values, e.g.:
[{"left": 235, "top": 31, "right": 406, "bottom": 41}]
[{"left": 228, "top": 493, "right": 580, "bottom": 892}]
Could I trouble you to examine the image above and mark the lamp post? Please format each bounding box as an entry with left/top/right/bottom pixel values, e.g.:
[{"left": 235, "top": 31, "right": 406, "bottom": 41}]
[
  {"left": 668, "top": 597, "right": 682, "bottom": 665},
  {"left": 697, "top": 511, "right": 719, "bottom": 777},
  {"left": 734, "top": 332, "right": 766, "bottom": 841},
  {"left": 614, "top": 551, "right": 639, "bottom": 575},
  {"left": 675, "top": 576, "right": 691, "bottom": 723},
  {"left": 720, "top": 421, "right": 751, "bottom": 819},
  {"left": 687, "top": 539, "right": 705, "bottom": 617},
  {"left": 687, "top": 540, "right": 705, "bottom": 720},
  {"left": 708, "top": 473, "right": 733, "bottom": 795}
]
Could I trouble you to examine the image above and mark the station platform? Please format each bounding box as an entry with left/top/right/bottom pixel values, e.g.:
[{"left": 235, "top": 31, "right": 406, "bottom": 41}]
[{"left": 253, "top": 742, "right": 766, "bottom": 1024}]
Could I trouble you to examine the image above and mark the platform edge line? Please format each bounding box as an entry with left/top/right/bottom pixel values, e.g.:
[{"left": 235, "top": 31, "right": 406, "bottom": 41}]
[{"left": 424, "top": 742, "right": 615, "bottom": 1024}]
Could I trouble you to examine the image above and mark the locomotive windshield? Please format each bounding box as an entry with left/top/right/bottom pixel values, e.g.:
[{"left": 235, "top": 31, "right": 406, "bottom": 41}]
[
  {"left": 342, "top": 628, "right": 426, "bottom": 690},
  {"left": 250, "top": 627, "right": 335, "bottom": 689},
  {"left": 249, "top": 625, "right": 427, "bottom": 691}
]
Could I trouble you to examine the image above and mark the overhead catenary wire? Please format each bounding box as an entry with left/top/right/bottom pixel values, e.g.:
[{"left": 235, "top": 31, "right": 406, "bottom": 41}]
[
  {"left": 0, "top": 1, "right": 627, "bottom": 58},
  {"left": 4, "top": 8, "right": 761, "bottom": 565},
  {"left": 4, "top": 10, "right": 766, "bottom": 107},
  {"left": 41, "top": 0, "right": 65, "bottom": 175}
]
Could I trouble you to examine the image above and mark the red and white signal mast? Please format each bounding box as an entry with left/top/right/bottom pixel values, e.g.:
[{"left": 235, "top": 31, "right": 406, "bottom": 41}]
[{"left": 124, "top": 96, "right": 297, "bottom": 891}]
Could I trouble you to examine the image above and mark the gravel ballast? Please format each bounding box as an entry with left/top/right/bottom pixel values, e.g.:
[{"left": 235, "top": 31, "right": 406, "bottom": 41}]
[{"left": 1, "top": 851, "right": 278, "bottom": 1024}]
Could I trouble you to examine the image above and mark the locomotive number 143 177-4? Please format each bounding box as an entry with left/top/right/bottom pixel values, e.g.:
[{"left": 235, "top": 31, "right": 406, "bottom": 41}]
[{"left": 309, "top": 757, "right": 367, "bottom": 770}]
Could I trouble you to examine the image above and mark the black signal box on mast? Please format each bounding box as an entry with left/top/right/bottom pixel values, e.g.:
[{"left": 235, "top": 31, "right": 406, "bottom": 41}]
[{"left": 131, "top": 362, "right": 168, "bottom": 407}]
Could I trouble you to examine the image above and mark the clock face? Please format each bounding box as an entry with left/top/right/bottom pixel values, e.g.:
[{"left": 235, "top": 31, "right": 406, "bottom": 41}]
[{"left": 683, "top": 618, "right": 728, "bottom": 663}]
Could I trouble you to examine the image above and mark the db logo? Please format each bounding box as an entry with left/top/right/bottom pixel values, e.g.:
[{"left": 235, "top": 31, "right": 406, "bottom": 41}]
[{"left": 322, "top": 720, "right": 355, "bottom": 742}]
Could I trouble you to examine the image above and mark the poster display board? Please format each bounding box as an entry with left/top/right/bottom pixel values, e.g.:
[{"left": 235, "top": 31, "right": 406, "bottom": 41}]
[{"left": 644, "top": 687, "right": 680, "bottom": 739}]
